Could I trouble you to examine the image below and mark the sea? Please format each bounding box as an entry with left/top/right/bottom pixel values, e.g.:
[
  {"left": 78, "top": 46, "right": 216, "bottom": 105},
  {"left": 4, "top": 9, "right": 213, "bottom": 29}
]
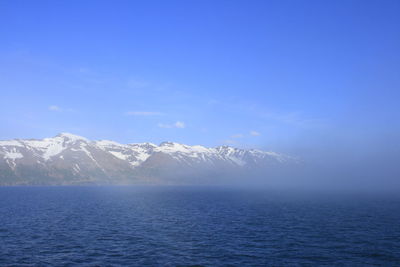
[{"left": 0, "top": 186, "right": 399, "bottom": 266}]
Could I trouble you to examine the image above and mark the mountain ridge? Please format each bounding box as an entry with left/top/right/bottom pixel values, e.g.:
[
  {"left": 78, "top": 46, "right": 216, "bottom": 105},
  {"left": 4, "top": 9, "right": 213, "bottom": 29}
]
[{"left": 0, "top": 133, "right": 294, "bottom": 185}]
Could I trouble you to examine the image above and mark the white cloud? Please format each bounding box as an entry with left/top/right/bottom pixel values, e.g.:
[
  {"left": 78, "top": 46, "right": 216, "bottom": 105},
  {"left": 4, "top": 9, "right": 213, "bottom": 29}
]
[
  {"left": 158, "top": 121, "right": 185, "bottom": 129},
  {"left": 174, "top": 121, "right": 185, "bottom": 128},
  {"left": 250, "top": 131, "right": 261, "bottom": 136},
  {"left": 231, "top": 133, "right": 244, "bottom": 138},
  {"left": 126, "top": 111, "right": 164, "bottom": 116},
  {"left": 48, "top": 105, "right": 75, "bottom": 113},
  {"left": 48, "top": 105, "right": 61, "bottom": 111}
]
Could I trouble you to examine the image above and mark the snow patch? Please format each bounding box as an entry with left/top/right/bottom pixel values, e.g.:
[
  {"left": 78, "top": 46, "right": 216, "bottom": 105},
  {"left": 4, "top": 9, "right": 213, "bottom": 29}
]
[
  {"left": 96, "top": 140, "right": 126, "bottom": 149},
  {"left": 42, "top": 140, "right": 65, "bottom": 160},
  {"left": 4, "top": 152, "right": 23, "bottom": 160},
  {"left": 156, "top": 142, "right": 213, "bottom": 155},
  {"left": 109, "top": 151, "right": 129, "bottom": 161}
]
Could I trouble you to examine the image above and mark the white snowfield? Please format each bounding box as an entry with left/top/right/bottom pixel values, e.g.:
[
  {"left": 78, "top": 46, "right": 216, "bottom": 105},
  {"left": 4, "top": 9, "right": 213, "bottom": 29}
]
[{"left": 0, "top": 133, "right": 293, "bottom": 170}]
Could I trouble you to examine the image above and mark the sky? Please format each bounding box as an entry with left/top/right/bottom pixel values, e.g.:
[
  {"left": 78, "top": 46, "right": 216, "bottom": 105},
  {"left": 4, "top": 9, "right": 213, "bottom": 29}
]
[{"left": 1, "top": 0, "right": 399, "bottom": 171}]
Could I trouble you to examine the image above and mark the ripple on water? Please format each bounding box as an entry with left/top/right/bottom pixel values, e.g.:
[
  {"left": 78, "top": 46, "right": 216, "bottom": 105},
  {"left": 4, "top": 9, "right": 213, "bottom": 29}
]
[{"left": 0, "top": 187, "right": 399, "bottom": 266}]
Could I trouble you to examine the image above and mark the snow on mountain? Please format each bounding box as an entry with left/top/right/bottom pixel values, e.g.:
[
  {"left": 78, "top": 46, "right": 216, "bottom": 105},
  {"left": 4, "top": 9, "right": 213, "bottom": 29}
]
[
  {"left": 3, "top": 151, "right": 24, "bottom": 159},
  {"left": 96, "top": 140, "right": 156, "bottom": 167},
  {"left": 0, "top": 133, "right": 295, "bottom": 185}
]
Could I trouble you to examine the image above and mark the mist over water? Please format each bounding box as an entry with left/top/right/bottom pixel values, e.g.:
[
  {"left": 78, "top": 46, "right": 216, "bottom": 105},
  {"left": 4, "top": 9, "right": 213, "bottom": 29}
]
[{"left": 249, "top": 131, "right": 400, "bottom": 194}]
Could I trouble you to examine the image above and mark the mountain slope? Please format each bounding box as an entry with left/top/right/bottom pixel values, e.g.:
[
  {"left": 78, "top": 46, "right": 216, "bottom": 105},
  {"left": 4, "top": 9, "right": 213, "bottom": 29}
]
[{"left": 0, "top": 133, "right": 294, "bottom": 185}]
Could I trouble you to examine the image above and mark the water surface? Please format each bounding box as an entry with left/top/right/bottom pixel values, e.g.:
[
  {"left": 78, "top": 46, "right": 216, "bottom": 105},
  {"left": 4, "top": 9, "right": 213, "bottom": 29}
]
[{"left": 0, "top": 186, "right": 399, "bottom": 266}]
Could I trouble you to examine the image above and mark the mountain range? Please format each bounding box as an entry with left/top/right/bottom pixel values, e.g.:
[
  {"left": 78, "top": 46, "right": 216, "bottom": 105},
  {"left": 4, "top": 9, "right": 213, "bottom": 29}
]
[{"left": 0, "top": 133, "right": 294, "bottom": 185}]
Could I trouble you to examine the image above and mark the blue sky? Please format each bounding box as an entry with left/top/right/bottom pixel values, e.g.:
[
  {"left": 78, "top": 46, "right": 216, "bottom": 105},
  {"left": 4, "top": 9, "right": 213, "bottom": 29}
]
[{"left": 1, "top": 0, "right": 399, "bottom": 157}]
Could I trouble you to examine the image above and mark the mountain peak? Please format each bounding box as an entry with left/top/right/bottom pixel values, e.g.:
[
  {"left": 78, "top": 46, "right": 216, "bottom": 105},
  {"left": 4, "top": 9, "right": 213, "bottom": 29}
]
[{"left": 129, "top": 142, "right": 157, "bottom": 147}]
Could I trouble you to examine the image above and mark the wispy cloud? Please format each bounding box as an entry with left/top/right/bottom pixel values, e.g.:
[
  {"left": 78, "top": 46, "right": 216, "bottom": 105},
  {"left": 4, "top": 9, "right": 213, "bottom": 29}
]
[
  {"left": 223, "top": 139, "right": 237, "bottom": 145},
  {"left": 127, "top": 79, "right": 150, "bottom": 89},
  {"left": 48, "top": 105, "right": 75, "bottom": 112},
  {"left": 259, "top": 111, "right": 324, "bottom": 128},
  {"left": 126, "top": 111, "right": 165, "bottom": 116},
  {"left": 230, "top": 131, "right": 260, "bottom": 139},
  {"left": 207, "top": 99, "right": 219, "bottom": 105},
  {"left": 48, "top": 105, "right": 61, "bottom": 111},
  {"left": 78, "top": 67, "right": 90, "bottom": 73},
  {"left": 175, "top": 121, "right": 185, "bottom": 128},
  {"left": 218, "top": 101, "right": 325, "bottom": 129},
  {"left": 158, "top": 121, "right": 185, "bottom": 129},
  {"left": 250, "top": 131, "right": 261, "bottom": 136}
]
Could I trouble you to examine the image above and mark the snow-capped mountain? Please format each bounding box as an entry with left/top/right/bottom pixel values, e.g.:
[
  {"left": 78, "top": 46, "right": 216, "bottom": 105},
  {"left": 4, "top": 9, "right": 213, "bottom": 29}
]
[{"left": 0, "top": 133, "right": 294, "bottom": 185}]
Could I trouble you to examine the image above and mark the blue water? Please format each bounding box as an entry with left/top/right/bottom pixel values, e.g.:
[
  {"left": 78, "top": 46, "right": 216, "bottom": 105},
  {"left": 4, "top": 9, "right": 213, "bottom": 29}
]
[{"left": 0, "top": 187, "right": 399, "bottom": 266}]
